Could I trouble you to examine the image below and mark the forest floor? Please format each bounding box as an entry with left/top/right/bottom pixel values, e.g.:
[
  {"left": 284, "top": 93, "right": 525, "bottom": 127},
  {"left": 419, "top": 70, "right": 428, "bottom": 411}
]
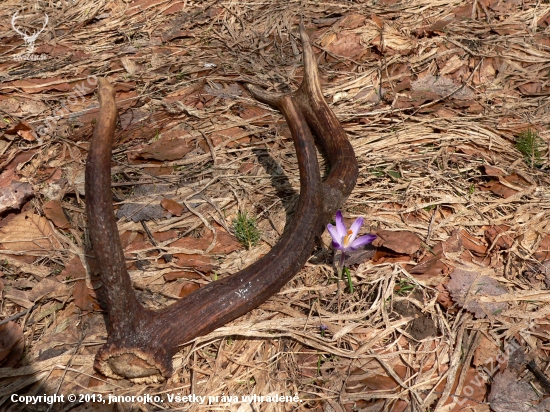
[{"left": 1, "top": 0, "right": 550, "bottom": 411}]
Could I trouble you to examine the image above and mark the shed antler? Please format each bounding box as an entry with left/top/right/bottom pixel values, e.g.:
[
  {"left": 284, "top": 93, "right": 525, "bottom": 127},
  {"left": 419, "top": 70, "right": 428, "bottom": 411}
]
[{"left": 86, "top": 24, "right": 358, "bottom": 381}]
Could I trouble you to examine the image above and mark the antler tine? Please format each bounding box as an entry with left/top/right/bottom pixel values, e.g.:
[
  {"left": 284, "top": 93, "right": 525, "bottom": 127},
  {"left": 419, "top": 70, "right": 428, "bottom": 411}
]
[
  {"left": 86, "top": 23, "right": 357, "bottom": 382},
  {"left": 247, "top": 23, "right": 358, "bottom": 219},
  {"left": 41, "top": 14, "right": 49, "bottom": 31},
  {"left": 11, "top": 12, "right": 26, "bottom": 37}
]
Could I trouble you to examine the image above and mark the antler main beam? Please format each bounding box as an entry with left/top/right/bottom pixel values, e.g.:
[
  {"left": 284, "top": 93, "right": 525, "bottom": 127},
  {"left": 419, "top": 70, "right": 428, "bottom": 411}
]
[{"left": 85, "top": 24, "right": 357, "bottom": 381}]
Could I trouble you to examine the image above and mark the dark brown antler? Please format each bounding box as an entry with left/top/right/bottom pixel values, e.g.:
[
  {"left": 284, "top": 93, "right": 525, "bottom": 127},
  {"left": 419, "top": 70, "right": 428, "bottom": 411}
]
[{"left": 85, "top": 24, "right": 358, "bottom": 381}]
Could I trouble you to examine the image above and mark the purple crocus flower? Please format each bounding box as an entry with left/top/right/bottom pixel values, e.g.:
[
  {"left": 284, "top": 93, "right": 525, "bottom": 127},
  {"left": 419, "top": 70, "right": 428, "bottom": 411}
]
[{"left": 327, "top": 211, "right": 376, "bottom": 252}]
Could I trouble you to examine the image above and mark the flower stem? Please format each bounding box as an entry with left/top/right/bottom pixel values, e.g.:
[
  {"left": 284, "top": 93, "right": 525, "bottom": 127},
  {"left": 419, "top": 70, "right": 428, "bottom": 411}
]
[{"left": 337, "top": 251, "right": 346, "bottom": 279}]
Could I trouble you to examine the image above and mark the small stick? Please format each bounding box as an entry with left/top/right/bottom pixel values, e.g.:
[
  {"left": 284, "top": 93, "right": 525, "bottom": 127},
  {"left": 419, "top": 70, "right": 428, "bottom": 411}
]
[
  {"left": 527, "top": 360, "right": 550, "bottom": 393},
  {"left": 140, "top": 220, "right": 173, "bottom": 263}
]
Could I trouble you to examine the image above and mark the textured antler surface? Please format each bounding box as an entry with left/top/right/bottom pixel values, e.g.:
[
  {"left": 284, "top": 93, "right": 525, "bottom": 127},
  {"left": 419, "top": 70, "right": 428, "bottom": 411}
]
[{"left": 85, "top": 24, "right": 358, "bottom": 381}]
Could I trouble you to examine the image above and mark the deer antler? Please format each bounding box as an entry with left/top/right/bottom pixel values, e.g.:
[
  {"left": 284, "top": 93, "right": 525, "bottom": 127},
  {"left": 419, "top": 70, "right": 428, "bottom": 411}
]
[
  {"left": 86, "top": 24, "right": 357, "bottom": 381},
  {"left": 11, "top": 11, "right": 48, "bottom": 54}
]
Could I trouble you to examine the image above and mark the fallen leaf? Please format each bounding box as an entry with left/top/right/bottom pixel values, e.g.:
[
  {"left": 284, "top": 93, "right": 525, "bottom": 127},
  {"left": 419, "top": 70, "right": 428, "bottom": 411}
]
[
  {"left": 0, "top": 321, "right": 24, "bottom": 367},
  {"left": 28, "top": 278, "right": 68, "bottom": 302},
  {"left": 116, "top": 184, "right": 173, "bottom": 222},
  {"left": 393, "top": 90, "right": 441, "bottom": 109},
  {"left": 440, "top": 367, "right": 488, "bottom": 410},
  {"left": 371, "top": 25, "right": 416, "bottom": 55},
  {"left": 447, "top": 268, "right": 508, "bottom": 318},
  {"left": 535, "top": 234, "right": 550, "bottom": 261},
  {"left": 439, "top": 55, "right": 465, "bottom": 76},
  {"left": 483, "top": 165, "right": 506, "bottom": 176},
  {"left": 372, "top": 230, "right": 422, "bottom": 255},
  {"left": 160, "top": 198, "right": 186, "bottom": 216},
  {"left": 0, "top": 212, "right": 61, "bottom": 254},
  {"left": 479, "top": 179, "right": 518, "bottom": 198},
  {"left": 43, "top": 200, "right": 72, "bottom": 229},
  {"left": 58, "top": 256, "right": 87, "bottom": 282},
  {"left": 485, "top": 225, "right": 514, "bottom": 250},
  {"left": 410, "top": 231, "right": 461, "bottom": 281},
  {"left": 488, "top": 369, "right": 548, "bottom": 412},
  {"left": 202, "top": 224, "right": 242, "bottom": 254},
  {"left": 1, "top": 255, "right": 49, "bottom": 278},
  {"left": 163, "top": 271, "right": 202, "bottom": 282},
  {"left": 435, "top": 283, "right": 454, "bottom": 310},
  {"left": 418, "top": 19, "right": 453, "bottom": 36},
  {"left": 73, "top": 279, "right": 97, "bottom": 312},
  {"left": 120, "top": 56, "right": 137, "bottom": 75},
  {"left": 474, "top": 335, "right": 499, "bottom": 367},
  {"left": 173, "top": 254, "right": 214, "bottom": 272},
  {"left": 0, "top": 181, "right": 33, "bottom": 214},
  {"left": 138, "top": 134, "right": 194, "bottom": 161},
  {"left": 178, "top": 282, "right": 200, "bottom": 298},
  {"left": 460, "top": 230, "right": 488, "bottom": 255},
  {"left": 3, "top": 287, "right": 33, "bottom": 308},
  {"left": 238, "top": 162, "right": 255, "bottom": 174},
  {"left": 480, "top": 174, "right": 531, "bottom": 199},
  {"left": 412, "top": 74, "right": 475, "bottom": 100},
  {"left": 324, "top": 31, "right": 366, "bottom": 59},
  {"left": 9, "top": 78, "right": 72, "bottom": 94},
  {"left": 3, "top": 121, "right": 38, "bottom": 141}
]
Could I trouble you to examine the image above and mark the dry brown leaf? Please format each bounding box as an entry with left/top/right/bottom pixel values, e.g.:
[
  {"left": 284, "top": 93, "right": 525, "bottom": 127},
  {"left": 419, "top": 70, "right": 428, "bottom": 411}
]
[
  {"left": 43, "top": 200, "right": 71, "bottom": 229},
  {"left": 484, "top": 165, "right": 506, "bottom": 176},
  {"left": 1, "top": 255, "right": 49, "bottom": 278},
  {"left": 120, "top": 56, "right": 137, "bottom": 75},
  {"left": 435, "top": 283, "right": 454, "bottom": 310},
  {"left": 410, "top": 231, "right": 461, "bottom": 283},
  {"left": 138, "top": 134, "right": 194, "bottom": 161},
  {"left": 447, "top": 268, "right": 508, "bottom": 318},
  {"left": 460, "top": 230, "right": 488, "bottom": 256},
  {"left": 73, "top": 279, "right": 97, "bottom": 312},
  {"left": 160, "top": 198, "right": 186, "bottom": 216},
  {"left": 485, "top": 225, "right": 514, "bottom": 250},
  {"left": 372, "top": 230, "right": 422, "bottom": 255},
  {"left": 3, "top": 121, "right": 38, "bottom": 141},
  {"left": 173, "top": 253, "right": 214, "bottom": 272},
  {"left": 488, "top": 369, "right": 546, "bottom": 412},
  {"left": 178, "top": 282, "right": 200, "bottom": 298},
  {"left": 535, "top": 234, "right": 550, "bottom": 261},
  {"left": 473, "top": 335, "right": 499, "bottom": 366},
  {"left": 371, "top": 25, "right": 416, "bottom": 55},
  {"left": 28, "top": 278, "right": 68, "bottom": 302},
  {"left": 440, "top": 367, "right": 489, "bottom": 410},
  {"left": 479, "top": 179, "right": 518, "bottom": 198},
  {"left": 0, "top": 321, "right": 24, "bottom": 367},
  {"left": 163, "top": 270, "right": 201, "bottom": 282},
  {"left": 324, "top": 32, "right": 366, "bottom": 58},
  {"left": 58, "top": 256, "right": 87, "bottom": 282},
  {"left": 202, "top": 225, "right": 242, "bottom": 254},
  {"left": 3, "top": 286, "right": 33, "bottom": 308},
  {"left": 238, "top": 162, "right": 255, "bottom": 174},
  {"left": 0, "top": 212, "right": 61, "bottom": 254},
  {"left": 9, "top": 78, "right": 72, "bottom": 94},
  {"left": 480, "top": 174, "right": 531, "bottom": 199},
  {"left": 0, "top": 181, "right": 33, "bottom": 214}
]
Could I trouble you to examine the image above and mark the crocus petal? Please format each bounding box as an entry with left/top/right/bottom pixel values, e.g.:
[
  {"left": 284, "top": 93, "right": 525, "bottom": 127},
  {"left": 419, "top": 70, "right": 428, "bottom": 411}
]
[
  {"left": 346, "top": 217, "right": 364, "bottom": 245},
  {"left": 350, "top": 234, "right": 377, "bottom": 250},
  {"left": 335, "top": 210, "right": 347, "bottom": 239},
  {"left": 349, "top": 217, "right": 364, "bottom": 236},
  {"left": 327, "top": 224, "right": 342, "bottom": 248}
]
